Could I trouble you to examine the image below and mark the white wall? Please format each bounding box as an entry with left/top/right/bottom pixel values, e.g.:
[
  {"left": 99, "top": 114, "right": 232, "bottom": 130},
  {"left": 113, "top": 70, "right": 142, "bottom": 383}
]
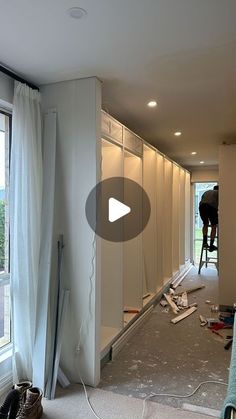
[
  {"left": 219, "top": 145, "right": 236, "bottom": 307},
  {"left": 41, "top": 77, "right": 102, "bottom": 386},
  {"left": 189, "top": 166, "right": 219, "bottom": 183}
]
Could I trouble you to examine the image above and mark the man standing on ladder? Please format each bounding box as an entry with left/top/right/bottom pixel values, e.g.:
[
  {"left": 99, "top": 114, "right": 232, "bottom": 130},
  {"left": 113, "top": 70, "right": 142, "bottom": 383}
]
[{"left": 199, "top": 185, "right": 219, "bottom": 252}]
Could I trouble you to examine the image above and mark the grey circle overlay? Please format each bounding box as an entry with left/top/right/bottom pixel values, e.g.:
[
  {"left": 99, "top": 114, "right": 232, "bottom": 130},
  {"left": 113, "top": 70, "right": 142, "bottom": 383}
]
[{"left": 85, "top": 177, "right": 151, "bottom": 242}]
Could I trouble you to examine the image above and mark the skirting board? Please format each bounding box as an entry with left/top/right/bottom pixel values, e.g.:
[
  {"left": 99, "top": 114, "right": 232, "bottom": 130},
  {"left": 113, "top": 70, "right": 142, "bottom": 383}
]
[
  {"left": 111, "top": 306, "right": 154, "bottom": 360},
  {"left": 171, "top": 260, "right": 192, "bottom": 289}
]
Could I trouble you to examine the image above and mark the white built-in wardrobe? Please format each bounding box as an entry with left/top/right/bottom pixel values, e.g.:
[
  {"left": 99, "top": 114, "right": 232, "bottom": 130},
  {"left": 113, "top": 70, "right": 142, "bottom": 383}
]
[
  {"left": 41, "top": 77, "right": 191, "bottom": 388},
  {"left": 100, "top": 110, "right": 191, "bottom": 356}
]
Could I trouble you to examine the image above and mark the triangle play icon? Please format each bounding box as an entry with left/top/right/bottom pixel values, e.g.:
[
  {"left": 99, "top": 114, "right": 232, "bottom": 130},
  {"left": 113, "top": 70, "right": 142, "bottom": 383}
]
[{"left": 108, "top": 197, "right": 131, "bottom": 223}]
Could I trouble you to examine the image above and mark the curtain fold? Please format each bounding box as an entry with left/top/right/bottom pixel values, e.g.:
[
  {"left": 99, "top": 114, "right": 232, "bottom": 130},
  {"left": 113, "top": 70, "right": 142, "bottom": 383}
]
[
  {"left": 10, "top": 82, "right": 43, "bottom": 381},
  {"left": 33, "top": 110, "right": 57, "bottom": 391}
]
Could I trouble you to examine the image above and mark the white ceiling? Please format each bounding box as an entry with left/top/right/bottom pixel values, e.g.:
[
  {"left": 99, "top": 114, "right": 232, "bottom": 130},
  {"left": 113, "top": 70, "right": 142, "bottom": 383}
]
[{"left": 1, "top": 0, "right": 236, "bottom": 167}]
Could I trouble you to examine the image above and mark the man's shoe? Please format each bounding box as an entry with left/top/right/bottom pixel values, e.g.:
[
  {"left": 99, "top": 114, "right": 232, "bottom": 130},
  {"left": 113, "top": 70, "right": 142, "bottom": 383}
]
[
  {"left": 0, "top": 389, "right": 20, "bottom": 419},
  {"left": 16, "top": 388, "right": 43, "bottom": 419},
  {"left": 13, "top": 381, "right": 32, "bottom": 417},
  {"left": 203, "top": 242, "right": 209, "bottom": 249},
  {"left": 13, "top": 381, "right": 32, "bottom": 394},
  {"left": 209, "top": 244, "right": 218, "bottom": 252}
]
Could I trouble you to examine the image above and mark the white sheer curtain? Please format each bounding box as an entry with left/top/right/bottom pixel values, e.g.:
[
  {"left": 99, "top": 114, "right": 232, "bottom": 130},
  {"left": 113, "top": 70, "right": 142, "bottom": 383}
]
[{"left": 10, "top": 82, "right": 43, "bottom": 381}]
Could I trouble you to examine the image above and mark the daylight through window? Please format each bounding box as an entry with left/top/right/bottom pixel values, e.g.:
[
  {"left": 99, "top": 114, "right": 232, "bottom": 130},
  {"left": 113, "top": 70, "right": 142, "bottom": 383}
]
[{"left": 0, "top": 111, "right": 10, "bottom": 349}]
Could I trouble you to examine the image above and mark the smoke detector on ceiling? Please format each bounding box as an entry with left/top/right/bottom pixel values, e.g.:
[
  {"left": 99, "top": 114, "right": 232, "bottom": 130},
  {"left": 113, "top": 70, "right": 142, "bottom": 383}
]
[{"left": 67, "top": 7, "right": 87, "bottom": 19}]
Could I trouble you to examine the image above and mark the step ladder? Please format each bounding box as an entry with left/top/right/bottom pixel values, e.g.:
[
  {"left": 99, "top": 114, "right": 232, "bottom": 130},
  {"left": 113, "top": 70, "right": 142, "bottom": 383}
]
[{"left": 198, "top": 235, "right": 218, "bottom": 274}]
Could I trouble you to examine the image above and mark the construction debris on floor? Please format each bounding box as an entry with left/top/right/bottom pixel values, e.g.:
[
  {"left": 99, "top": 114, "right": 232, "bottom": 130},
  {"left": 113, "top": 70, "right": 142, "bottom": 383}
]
[
  {"left": 100, "top": 268, "right": 230, "bottom": 411},
  {"left": 160, "top": 282, "right": 234, "bottom": 351},
  {"left": 161, "top": 284, "right": 203, "bottom": 319}
]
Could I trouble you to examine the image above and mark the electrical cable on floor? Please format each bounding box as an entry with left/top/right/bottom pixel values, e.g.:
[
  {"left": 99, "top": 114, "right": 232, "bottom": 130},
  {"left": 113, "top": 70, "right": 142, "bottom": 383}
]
[
  {"left": 79, "top": 373, "right": 104, "bottom": 419},
  {"left": 77, "top": 376, "right": 228, "bottom": 419},
  {"left": 76, "top": 233, "right": 103, "bottom": 418},
  {"left": 140, "top": 380, "right": 228, "bottom": 419}
]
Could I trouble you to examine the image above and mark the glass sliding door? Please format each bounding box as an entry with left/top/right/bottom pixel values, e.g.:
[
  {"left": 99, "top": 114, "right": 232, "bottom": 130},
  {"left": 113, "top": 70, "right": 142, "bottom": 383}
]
[{"left": 193, "top": 182, "right": 217, "bottom": 264}]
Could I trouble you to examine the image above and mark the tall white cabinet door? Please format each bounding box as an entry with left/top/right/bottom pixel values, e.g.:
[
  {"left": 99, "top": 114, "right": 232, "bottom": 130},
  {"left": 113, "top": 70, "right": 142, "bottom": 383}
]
[
  {"left": 101, "top": 139, "right": 123, "bottom": 351},
  {"left": 163, "top": 158, "right": 173, "bottom": 282},
  {"left": 123, "top": 151, "right": 143, "bottom": 311},
  {"left": 185, "top": 172, "right": 191, "bottom": 262},
  {"left": 156, "top": 153, "right": 164, "bottom": 289},
  {"left": 172, "top": 165, "right": 180, "bottom": 274},
  {"left": 142, "top": 145, "right": 157, "bottom": 298},
  {"left": 179, "top": 169, "right": 186, "bottom": 266}
]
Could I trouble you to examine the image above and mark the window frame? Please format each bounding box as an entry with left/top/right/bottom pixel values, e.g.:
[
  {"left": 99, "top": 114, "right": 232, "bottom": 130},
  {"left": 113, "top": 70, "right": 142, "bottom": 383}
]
[{"left": 0, "top": 109, "right": 12, "bottom": 356}]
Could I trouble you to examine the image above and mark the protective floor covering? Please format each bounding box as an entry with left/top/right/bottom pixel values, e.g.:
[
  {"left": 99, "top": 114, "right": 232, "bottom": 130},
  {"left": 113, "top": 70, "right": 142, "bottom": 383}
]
[
  {"left": 99, "top": 266, "right": 231, "bottom": 412},
  {"left": 42, "top": 384, "right": 214, "bottom": 418}
]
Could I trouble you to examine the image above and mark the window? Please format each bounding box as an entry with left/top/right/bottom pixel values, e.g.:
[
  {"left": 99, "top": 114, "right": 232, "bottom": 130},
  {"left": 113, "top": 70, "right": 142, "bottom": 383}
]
[{"left": 0, "top": 111, "right": 11, "bottom": 350}]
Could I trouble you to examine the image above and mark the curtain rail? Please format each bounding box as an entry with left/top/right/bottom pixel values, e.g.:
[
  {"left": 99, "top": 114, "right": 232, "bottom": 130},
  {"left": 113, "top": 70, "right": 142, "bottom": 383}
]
[{"left": 0, "top": 63, "right": 39, "bottom": 91}]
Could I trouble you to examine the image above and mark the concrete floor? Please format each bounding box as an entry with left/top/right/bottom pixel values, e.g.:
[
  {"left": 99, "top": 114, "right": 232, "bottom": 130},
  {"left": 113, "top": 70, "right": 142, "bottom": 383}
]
[{"left": 99, "top": 266, "right": 231, "bottom": 413}]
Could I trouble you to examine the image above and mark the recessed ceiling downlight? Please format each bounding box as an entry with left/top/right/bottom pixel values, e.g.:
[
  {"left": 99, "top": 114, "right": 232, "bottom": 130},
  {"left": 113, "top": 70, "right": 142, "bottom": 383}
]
[
  {"left": 147, "top": 101, "right": 157, "bottom": 108},
  {"left": 174, "top": 131, "right": 182, "bottom": 137},
  {"left": 191, "top": 151, "right": 197, "bottom": 155},
  {"left": 200, "top": 161, "right": 204, "bottom": 164},
  {"left": 67, "top": 7, "right": 87, "bottom": 19}
]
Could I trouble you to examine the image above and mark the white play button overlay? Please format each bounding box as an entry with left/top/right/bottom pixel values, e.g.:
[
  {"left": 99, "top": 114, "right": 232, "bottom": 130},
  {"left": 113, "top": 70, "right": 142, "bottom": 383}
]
[
  {"left": 108, "top": 197, "right": 131, "bottom": 223},
  {"left": 85, "top": 177, "right": 151, "bottom": 241}
]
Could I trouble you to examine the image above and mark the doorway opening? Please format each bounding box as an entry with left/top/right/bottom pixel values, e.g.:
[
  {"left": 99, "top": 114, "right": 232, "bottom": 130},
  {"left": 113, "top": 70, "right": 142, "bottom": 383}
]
[{"left": 193, "top": 182, "right": 217, "bottom": 264}]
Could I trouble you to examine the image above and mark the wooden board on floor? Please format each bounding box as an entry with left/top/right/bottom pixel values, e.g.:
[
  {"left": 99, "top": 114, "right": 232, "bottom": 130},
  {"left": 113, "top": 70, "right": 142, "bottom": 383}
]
[
  {"left": 164, "top": 293, "right": 179, "bottom": 314},
  {"left": 171, "top": 306, "right": 197, "bottom": 324}
]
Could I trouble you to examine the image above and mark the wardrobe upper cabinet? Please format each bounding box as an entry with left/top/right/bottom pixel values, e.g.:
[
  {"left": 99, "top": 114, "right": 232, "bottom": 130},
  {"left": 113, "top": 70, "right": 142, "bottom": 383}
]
[
  {"left": 101, "top": 111, "right": 123, "bottom": 144},
  {"left": 123, "top": 128, "right": 143, "bottom": 156}
]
